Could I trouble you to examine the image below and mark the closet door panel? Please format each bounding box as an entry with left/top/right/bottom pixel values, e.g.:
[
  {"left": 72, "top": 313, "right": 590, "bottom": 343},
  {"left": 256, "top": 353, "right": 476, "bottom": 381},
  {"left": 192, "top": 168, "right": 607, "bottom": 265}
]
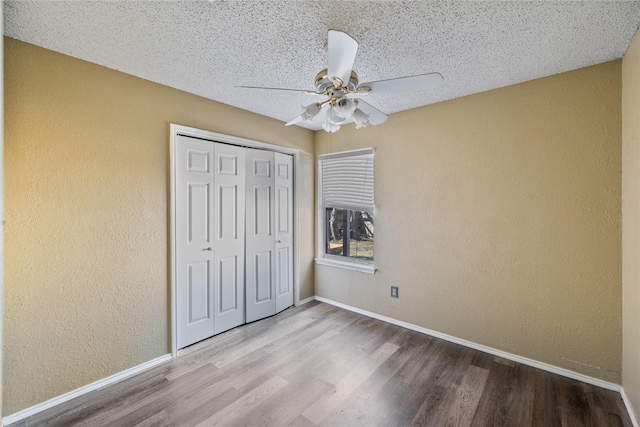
[
  {"left": 213, "top": 143, "right": 246, "bottom": 334},
  {"left": 176, "top": 135, "right": 215, "bottom": 349},
  {"left": 275, "top": 152, "right": 294, "bottom": 313},
  {"left": 254, "top": 251, "right": 272, "bottom": 302},
  {"left": 218, "top": 256, "right": 238, "bottom": 313},
  {"left": 246, "top": 149, "right": 276, "bottom": 323}
]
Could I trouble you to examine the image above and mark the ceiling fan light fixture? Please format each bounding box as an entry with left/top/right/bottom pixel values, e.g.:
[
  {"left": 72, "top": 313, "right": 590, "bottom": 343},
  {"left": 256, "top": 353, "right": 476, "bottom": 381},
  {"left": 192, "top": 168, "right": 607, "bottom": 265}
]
[
  {"left": 323, "top": 107, "right": 342, "bottom": 132},
  {"left": 352, "top": 108, "right": 370, "bottom": 128},
  {"left": 323, "top": 120, "right": 341, "bottom": 133},
  {"left": 333, "top": 97, "right": 357, "bottom": 119},
  {"left": 328, "top": 105, "right": 347, "bottom": 125}
]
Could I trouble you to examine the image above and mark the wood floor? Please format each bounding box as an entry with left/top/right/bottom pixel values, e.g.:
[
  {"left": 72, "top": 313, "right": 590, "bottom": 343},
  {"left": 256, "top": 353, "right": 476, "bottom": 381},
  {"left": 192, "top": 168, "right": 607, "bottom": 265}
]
[{"left": 11, "top": 301, "right": 631, "bottom": 427}]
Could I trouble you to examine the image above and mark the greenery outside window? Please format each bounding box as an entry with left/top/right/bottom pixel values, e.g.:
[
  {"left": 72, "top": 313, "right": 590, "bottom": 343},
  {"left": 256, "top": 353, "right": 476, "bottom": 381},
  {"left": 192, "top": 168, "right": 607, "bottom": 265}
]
[
  {"left": 325, "top": 208, "right": 374, "bottom": 261},
  {"left": 317, "top": 148, "right": 375, "bottom": 273}
]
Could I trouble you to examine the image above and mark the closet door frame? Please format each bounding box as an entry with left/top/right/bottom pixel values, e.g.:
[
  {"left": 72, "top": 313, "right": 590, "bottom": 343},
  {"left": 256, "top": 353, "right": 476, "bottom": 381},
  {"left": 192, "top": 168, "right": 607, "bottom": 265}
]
[{"left": 170, "top": 124, "right": 301, "bottom": 357}]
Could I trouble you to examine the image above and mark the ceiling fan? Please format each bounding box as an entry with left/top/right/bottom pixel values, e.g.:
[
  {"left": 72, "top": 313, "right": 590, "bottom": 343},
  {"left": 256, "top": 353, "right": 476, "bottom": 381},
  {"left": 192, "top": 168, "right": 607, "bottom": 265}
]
[{"left": 239, "top": 30, "right": 443, "bottom": 132}]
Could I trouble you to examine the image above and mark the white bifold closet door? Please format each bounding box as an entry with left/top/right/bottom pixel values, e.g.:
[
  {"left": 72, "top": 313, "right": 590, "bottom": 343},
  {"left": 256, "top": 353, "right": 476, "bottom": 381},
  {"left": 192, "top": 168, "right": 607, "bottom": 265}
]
[
  {"left": 274, "top": 152, "right": 294, "bottom": 314},
  {"left": 176, "top": 136, "right": 293, "bottom": 349},
  {"left": 176, "top": 136, "right": 216, "bottom": 349},
  {"left": 245, "top": 148, "right": 276, "bottom": 323},
  {"left": 245, "top": 149, "right": 294, "bottom": 322},
  {"left": 212, "top": 143, "right": 246, "bottom": 335}
]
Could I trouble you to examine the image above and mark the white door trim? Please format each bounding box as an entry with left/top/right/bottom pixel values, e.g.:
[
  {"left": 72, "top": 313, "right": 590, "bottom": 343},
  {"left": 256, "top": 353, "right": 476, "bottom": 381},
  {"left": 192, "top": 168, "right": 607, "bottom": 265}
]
[{"left": 170, "top": 124, "right": 301, "bottom": 357}]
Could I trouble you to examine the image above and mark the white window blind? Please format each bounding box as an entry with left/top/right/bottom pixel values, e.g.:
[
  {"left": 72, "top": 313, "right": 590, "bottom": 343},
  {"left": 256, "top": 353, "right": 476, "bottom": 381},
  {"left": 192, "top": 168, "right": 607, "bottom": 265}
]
[{"left": 319, "top": 148, "right": 374, "bottom": 212}]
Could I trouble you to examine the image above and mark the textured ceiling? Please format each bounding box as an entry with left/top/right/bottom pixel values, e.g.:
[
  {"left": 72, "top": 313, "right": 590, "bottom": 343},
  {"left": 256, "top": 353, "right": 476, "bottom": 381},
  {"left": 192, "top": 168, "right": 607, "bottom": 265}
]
[{"left": 4, "top": 1, "right": 640, "bottom": 131}]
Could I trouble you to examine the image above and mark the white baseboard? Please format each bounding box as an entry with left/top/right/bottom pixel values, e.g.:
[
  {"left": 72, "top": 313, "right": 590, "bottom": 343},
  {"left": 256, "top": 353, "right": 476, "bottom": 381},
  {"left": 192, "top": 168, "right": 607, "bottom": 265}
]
[
  {"left": 298, "top": 296, "right": 315, "bottom": 305},
  {"left": 3, "top": 354, "right": 172, "bottom": 426},
  {"left": 314, "top": 296, "right": 621, "bottom": 392},
  {"left": 622, "top": 387, "right": 639, "bottom": 427}
]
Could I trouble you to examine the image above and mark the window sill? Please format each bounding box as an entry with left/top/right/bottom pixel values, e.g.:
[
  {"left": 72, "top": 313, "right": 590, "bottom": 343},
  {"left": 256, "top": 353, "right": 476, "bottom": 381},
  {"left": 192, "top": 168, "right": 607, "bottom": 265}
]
[{"left": 314, "top": 257, "right": 376, "bottom": 274}]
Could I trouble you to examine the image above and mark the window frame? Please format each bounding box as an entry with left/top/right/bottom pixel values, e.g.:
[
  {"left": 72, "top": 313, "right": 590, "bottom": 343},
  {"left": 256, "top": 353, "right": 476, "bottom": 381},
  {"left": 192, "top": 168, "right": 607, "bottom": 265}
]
[{"left": 315, "top": 148, "right": 376, "bottom": 274}]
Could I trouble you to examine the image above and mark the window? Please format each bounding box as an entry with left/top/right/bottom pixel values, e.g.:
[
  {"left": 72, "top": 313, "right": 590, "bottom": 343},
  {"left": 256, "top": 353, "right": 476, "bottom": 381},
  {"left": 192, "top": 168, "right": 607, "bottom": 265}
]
[
  {"left": 317, "top": 148, "right": 375, "bottom": 273},
  {"left": 325, "top": 208, "right": 374, "bottom": 260}
]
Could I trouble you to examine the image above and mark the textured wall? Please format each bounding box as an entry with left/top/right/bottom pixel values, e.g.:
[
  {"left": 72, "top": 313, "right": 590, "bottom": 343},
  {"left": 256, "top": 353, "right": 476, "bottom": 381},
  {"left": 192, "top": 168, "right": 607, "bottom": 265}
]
[
  {"left": 315, "top": 61, "right": 622, "bottom": 383},
  {"left": 3, "top": 37, "right": 315, "bottom": 414},
  {"left": 0, "top": 29, "right": 4, "bottom": 422},
  {"left": 623, "top": 28, "right": 640, "bottom": 419}
]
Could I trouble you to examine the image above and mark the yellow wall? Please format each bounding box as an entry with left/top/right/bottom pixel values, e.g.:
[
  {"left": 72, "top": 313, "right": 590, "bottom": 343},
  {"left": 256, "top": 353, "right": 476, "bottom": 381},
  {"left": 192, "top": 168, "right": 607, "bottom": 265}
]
[
  {"left": 3, "top": 37, "right": 315, "bottom": 414},
  {"left": 315, "top": 60, "right": 622, "bottom": 383},
  {"left": 0, "top": 26, "right": 4, "bottom": 422},
  {"left": 623, "top": 28, "right": 640, "bottom": 419}
]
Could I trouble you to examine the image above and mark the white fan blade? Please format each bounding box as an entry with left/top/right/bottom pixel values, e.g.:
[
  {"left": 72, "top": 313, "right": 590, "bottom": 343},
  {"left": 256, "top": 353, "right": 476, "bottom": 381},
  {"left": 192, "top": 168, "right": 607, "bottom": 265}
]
[
  {"left": 327, "top": 30, "right": 358, "bottom": 88},
  {"left": 238, "top": 85, "right": 317, "bottom": 94},
  {"left": 355, "top": 100, "right": 388, "bottom": 125},
  {"left": 359, "top": 73, "right": 443, "bottom": 95},
  {"left": 285, "top": 114, "right": 304, "bottom": 126}
]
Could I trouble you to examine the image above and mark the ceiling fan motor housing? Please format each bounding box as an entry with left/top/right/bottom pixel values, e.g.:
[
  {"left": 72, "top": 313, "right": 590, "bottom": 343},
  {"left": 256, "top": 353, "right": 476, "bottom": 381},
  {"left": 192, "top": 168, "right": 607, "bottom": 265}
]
[{"left": 314, "top": 68, "right": 359, "bottom": 92}]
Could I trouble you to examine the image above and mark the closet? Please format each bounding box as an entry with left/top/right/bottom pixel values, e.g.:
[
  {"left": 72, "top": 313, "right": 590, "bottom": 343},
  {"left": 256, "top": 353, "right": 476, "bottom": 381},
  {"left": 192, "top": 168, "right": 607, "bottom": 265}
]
[{"left": 174, "top": 134, "right": 294, "bottom": 349}]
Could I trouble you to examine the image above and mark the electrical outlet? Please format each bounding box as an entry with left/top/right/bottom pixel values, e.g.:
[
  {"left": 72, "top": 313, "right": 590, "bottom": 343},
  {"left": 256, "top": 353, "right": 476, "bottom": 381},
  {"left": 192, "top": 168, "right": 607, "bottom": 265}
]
[{"left": 391, "top": 286, "right": 398, "bottom": 298}]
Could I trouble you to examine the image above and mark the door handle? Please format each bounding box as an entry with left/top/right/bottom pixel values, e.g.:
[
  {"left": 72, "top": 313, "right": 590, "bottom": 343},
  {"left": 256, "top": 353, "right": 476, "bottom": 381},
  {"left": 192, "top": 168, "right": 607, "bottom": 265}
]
[
  {"left": 203, "top": 247, "right": 212, "bottom": 251},
  {"left": 275, "top": 240, "right": 281, "bottom": 244}
]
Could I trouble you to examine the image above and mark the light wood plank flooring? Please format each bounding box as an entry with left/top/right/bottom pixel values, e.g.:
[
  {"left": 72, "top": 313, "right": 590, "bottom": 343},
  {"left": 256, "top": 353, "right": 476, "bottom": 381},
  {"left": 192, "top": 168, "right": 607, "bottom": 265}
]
[{"left": 10, "top": 301, "right": 631, "bottom": 427}]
